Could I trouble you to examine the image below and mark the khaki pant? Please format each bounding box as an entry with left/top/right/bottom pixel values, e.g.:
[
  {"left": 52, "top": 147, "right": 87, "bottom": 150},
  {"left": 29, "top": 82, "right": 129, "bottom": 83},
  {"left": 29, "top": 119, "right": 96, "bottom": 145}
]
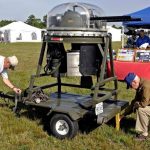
[{"left": 136, "top": 106, "right": 150, "bottom": 136}]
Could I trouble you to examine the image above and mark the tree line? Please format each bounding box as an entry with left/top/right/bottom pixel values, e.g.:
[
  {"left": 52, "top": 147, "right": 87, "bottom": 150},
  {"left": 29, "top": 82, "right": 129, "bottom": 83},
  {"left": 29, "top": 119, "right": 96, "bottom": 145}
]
[
  {"left": 0, "top": 15, "right": 122, "bottom": 29},
  {"left": 0, "top": 15, "right": 47, "bottom": 29}
]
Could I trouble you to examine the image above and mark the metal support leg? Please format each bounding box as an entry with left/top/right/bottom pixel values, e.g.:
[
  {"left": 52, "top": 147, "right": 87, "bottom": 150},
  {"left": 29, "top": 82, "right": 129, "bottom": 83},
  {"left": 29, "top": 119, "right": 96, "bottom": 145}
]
[
  {"left": 13, "top": 94, "right": 22, "bottom": 117},
  {"left": 115, "top": 113, "right": 120, "bottom": 131}
]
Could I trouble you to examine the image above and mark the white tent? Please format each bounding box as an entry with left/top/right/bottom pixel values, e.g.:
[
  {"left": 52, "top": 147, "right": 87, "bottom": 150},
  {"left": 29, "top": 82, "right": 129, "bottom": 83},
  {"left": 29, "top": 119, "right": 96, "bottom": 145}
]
[
  {"left": 107, "top": 26, "right": 121, "bottom": 42},
  {"left": 0, "top": 21, "right": 42, "bottom": 42}
]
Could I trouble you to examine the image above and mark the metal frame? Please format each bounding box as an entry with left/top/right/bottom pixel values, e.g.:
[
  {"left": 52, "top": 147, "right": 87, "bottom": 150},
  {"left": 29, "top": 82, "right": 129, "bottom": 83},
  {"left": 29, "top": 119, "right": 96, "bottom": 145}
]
[
  {"left": 0, "top": 32, "right": 129, "bottom": 129},
  {"left": 26, "top": 34, "right": 118, "bottom": 107}
]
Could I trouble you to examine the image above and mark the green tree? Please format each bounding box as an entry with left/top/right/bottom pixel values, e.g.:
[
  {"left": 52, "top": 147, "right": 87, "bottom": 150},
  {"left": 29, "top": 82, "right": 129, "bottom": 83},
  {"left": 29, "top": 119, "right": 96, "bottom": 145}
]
[
  {"left": 25, "top": 15, "right": 46, "bottom": 29},
  {"left": 0, "top": 20, "right": 15, "bottom": 27},
  {"left": 112, "top": 24, "right": 122, "bottom": 29}
]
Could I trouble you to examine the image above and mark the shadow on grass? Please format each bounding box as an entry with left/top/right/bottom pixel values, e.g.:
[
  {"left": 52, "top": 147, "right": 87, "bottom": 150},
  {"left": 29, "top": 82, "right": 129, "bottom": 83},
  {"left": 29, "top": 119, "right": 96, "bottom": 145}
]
[
  {"left": 13, "top": 109, "right": 138, "bottom": 138},
  {"left": 78, "top": 115, "right": 99, "bottom": 134},
  {"left": 107, "top": 116, "right": 136, "bottom": 135},
  {"left": 120, "top": 117, "right": 136, "bottom": 134},
  {"left": 0, "top": 91, "right": 101, "bottom": 136},
  {"left": 0, "top": 101, "right": 137, "bottom": 137},
  {"left": 15, "top": 108, "right": 100, "bottom": 136},
  {"left": 0, "top": 92, "right": 137, "bottom": 137}
]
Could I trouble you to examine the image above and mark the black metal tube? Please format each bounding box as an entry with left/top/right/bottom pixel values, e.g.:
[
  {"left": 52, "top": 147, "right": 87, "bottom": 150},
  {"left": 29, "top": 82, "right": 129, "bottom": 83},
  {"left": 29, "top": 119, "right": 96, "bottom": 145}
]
[
  {"left": 38, "top": 36, "right": 46, "bottom": 66},
  {"left": 90, "top": 16, "right": 141, "bottom": 22},
  {"left": 57, "top": 75, "right": 61, "bottom": 98},
  {"left": 108, "top": 36, "right": 114, "bottom": 77},
  {"left": 36, "top": 36, "right": 46, "bottom": 75},
  {"left": 108, "top": 36, "right": 118, "bottom": 100},
  {"left": 32, "top": 83, "right": 58, "bottom": 91}
]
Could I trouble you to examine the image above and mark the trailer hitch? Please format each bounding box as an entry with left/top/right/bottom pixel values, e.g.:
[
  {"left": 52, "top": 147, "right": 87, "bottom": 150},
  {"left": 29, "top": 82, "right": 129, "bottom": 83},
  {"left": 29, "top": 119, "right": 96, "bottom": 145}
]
[{"left": 0, "top": 91, "right": 22, "bottom": 114}]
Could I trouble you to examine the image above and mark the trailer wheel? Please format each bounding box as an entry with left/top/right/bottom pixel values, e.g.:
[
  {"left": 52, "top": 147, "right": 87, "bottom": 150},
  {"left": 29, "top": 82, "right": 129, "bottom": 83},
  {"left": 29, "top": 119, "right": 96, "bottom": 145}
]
[{"left": 50, "top": 114, "right": 78, "bottom": 139}]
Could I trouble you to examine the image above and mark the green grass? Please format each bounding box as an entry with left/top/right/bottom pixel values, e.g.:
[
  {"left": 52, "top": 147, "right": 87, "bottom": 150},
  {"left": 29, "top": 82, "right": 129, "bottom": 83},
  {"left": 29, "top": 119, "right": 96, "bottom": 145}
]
[{"left": 0, "top": 42, "right": 150, "bottom": 150}]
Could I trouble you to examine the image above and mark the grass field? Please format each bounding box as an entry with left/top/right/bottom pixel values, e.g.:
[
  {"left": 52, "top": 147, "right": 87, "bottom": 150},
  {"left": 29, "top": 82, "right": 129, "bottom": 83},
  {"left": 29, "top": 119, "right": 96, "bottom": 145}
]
[{"left": 0, "top": 42, "right": 150, "bottom": 150}]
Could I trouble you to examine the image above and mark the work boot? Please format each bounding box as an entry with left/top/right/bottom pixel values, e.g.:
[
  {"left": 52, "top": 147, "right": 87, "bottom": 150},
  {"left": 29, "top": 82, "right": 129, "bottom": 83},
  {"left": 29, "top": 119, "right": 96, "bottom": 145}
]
[{"left": 134, "top": 134, "right": 148, "bottom": 141}]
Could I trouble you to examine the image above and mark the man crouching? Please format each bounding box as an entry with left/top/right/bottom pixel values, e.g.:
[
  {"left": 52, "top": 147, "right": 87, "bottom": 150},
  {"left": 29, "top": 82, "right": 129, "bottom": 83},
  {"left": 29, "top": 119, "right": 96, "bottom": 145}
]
[{"left": 123, "top": 72, "right": 150, "bottom": 141}]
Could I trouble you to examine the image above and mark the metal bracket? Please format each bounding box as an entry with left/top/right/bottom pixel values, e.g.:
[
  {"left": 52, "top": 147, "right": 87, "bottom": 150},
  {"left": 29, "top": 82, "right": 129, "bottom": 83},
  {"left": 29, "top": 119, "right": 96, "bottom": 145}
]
[{"left": 12, "top": 94, "right": 22, "bottom": 113}]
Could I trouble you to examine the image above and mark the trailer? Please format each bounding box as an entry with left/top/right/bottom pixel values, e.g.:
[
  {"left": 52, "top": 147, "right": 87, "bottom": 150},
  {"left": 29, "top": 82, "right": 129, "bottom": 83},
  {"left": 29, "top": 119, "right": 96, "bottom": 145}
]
[{"left": 0, "top": 2, "right": 140, "bottom": 139}]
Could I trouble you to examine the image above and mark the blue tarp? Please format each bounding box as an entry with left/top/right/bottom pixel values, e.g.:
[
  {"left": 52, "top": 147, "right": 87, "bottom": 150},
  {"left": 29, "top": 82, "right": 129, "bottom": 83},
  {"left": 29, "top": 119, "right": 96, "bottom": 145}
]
[{"left": 123, "top": 7, "right": 150, "bottom": 28}]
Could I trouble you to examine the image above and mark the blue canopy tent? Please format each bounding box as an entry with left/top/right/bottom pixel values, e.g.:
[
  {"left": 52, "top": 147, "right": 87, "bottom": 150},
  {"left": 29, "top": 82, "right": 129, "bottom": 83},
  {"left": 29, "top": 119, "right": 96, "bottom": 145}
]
[{"left": 123, "top": 7, "right": 150, "bottom": 28}]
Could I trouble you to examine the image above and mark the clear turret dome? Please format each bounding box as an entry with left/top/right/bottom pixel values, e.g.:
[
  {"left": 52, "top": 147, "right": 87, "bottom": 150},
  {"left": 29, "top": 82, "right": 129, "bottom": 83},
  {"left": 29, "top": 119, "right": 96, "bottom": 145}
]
[{"left": 47, "top": 2, "right": 106, "bottom": 30}]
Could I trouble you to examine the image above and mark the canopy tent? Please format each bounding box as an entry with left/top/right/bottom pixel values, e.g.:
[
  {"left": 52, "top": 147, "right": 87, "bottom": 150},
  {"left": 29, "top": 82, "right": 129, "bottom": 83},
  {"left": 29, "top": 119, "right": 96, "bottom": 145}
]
[
  {"left": 0, "top": 21, "right": 42, "bottom": 42},
  {"left": 123, "top": 7, "right": 150, "bottom": 28}
]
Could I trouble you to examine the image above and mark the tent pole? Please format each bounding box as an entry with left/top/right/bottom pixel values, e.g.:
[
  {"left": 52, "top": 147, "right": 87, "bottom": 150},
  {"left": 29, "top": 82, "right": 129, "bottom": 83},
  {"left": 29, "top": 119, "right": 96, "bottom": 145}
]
[{"left": 121, "top": 26, "right": 125, "bottom": 48}]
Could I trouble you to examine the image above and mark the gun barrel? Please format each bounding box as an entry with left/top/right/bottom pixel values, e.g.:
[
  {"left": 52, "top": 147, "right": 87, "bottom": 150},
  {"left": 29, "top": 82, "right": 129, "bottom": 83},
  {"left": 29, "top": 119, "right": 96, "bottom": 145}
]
[{"left": 90, "top": 16, "right": 141, "bottom": 22}]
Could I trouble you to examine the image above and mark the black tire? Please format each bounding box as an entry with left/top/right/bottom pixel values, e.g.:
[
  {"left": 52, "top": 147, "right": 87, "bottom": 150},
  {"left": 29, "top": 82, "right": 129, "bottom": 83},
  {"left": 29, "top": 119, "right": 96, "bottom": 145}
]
[{"left": 50, "top": 114, "right": 79, "bottom": 139}]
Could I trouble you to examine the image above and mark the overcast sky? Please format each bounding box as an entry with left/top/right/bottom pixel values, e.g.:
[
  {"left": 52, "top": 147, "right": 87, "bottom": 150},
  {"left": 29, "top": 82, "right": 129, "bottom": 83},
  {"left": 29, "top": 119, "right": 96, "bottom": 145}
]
[{"left": 0, "top": 0, "right": 149, "bottom": 21}]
